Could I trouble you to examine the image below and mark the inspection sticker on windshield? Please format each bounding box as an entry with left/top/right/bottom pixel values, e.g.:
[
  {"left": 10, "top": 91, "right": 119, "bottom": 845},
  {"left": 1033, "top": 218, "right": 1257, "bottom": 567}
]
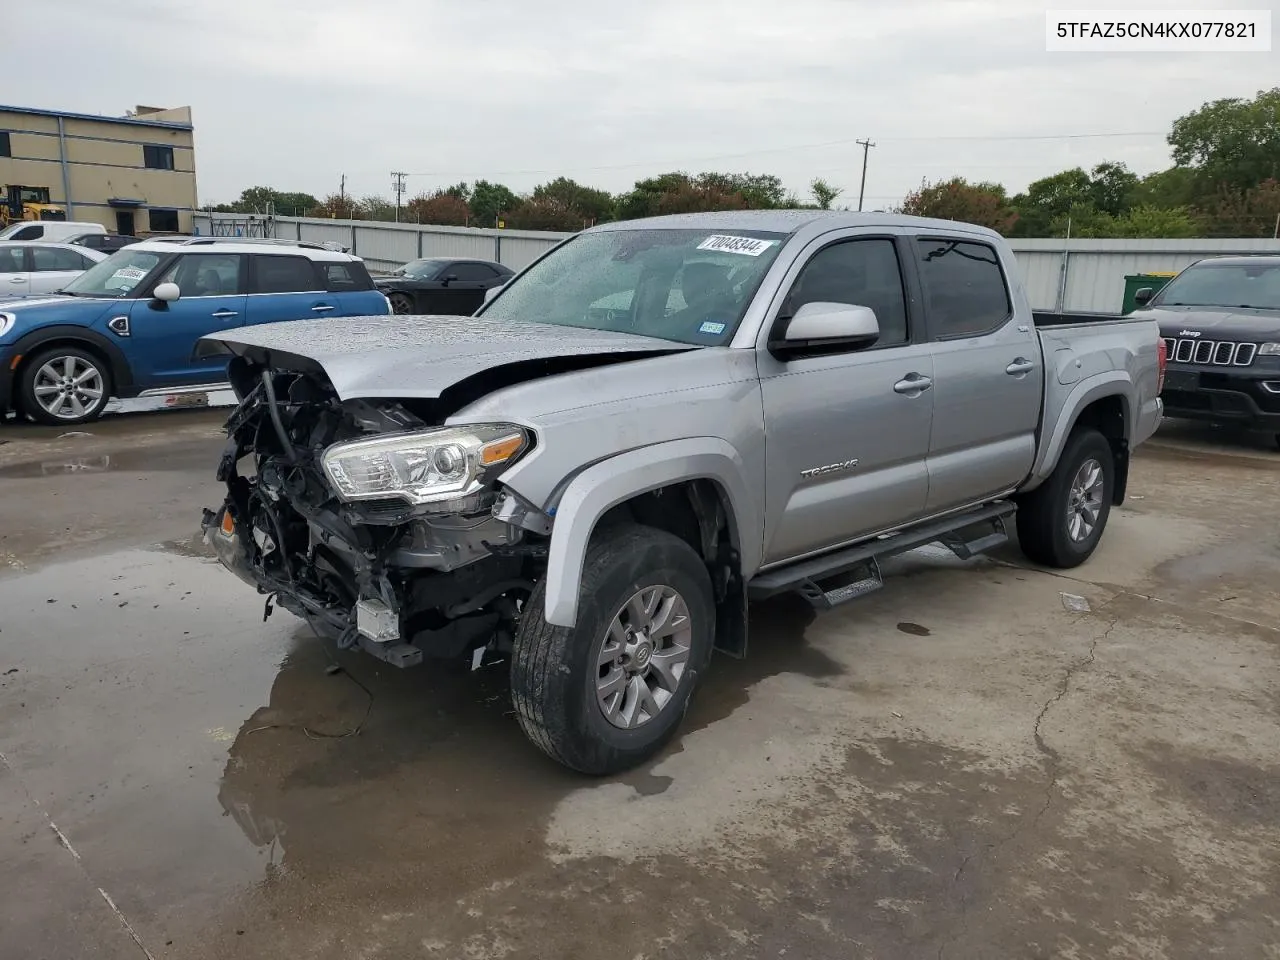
[
  {"left": 699, "top": 321, "right": 726, "bottom": 335},
  {"left": 696, "top": 235, "right": 776, "bottom": 256},
  {"left": 110, "top": 267, "right": 146, "bottom": 281}
]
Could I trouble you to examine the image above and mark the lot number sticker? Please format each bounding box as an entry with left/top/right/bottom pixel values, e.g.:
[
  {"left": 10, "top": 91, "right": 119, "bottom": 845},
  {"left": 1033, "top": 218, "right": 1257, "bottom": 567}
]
[{"left": 696, "top": 235, "right": 776, "bottom": 256}]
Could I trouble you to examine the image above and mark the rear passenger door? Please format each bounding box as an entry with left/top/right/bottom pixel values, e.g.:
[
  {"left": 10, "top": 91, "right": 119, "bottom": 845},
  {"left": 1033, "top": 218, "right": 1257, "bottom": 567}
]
[
  {"left": 912, "top": 236, "right": 1042, "bottom": 514},
  {"left": 29, "top": 245, "right": 98, "bottom": 295},
  {"left": 320, "top": 260, "right": 391, "bottom": 316},
  {"left": 758, "top": 231, "right": 934, "bottom": 564},
  {"left": 244, "top": 254, "right": 335, "bottom": 326}
]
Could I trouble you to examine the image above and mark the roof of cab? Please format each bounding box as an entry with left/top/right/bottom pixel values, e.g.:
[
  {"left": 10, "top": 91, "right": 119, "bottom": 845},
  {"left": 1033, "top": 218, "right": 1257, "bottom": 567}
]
[{"left": 584, "top": 209, "right": 1005, "bottom": 240}]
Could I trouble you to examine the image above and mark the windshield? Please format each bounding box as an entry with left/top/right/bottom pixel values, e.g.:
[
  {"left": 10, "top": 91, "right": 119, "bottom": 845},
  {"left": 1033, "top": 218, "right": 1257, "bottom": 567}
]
[
  {"left": 1152, "top": 261, "right": 1280, "bottom": 310},
  {"left": 61, "top": 248, "right": 165, "bottom": 297},
  {"left": 478, "top": 228, "right": 787, "bottom": 345}
]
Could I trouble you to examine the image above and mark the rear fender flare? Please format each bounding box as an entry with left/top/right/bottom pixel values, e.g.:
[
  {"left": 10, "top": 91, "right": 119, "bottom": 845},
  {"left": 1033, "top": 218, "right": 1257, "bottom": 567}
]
[
  {"left": 1026, "top": 373, "right": 1133, "bottom": 489},
  {"left": 541, "top": 437, "right": 759, "bottom": 628}
]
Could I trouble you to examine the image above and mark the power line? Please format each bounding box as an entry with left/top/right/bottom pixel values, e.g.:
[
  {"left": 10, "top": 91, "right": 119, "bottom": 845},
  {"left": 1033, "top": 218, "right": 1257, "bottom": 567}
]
[{"left": 390, "top": 131, "right": 1167, "bottom": 180}]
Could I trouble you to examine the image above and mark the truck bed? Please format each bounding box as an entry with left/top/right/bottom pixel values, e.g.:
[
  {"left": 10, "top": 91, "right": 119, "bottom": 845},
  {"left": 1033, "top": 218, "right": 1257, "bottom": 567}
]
[{"left": 1033, "top": 311, "right": 1139, "bottom": 326}]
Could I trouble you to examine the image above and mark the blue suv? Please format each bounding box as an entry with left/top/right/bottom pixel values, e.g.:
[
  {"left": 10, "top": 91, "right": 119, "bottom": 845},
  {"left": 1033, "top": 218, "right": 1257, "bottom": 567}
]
[{"left": 0, "top": 238, "right": 391, "bottom": 425}]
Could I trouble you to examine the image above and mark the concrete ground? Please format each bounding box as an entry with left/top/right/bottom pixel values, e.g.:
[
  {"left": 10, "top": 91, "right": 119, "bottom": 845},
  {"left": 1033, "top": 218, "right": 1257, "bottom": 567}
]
[{"left": 0, "top": 406, "right": 1277, "bottom": 960}]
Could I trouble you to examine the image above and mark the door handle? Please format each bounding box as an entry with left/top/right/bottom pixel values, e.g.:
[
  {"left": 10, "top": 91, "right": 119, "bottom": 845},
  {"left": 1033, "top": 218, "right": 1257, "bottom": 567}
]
[
  {"left": 211, "top": 309, "right": 239, "bottom": 319},
  {"left": 893, "top": 374, "right": 933, "bottom": 395},
  {"left": 311, "top": 304, "right": 335, "bottom": 313},
  {"left": 1006, "top": 358, "right": 1035, "bottom": 375},
  {"left": 9, "top": 277, "right": 26, "bottom": 284}
]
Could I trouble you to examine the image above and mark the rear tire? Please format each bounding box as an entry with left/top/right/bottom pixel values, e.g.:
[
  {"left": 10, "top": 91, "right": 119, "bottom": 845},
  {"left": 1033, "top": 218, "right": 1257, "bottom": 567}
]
[
  {"left": 510, "top": 523, "right": 715, "bottom": 775},
  {"left": 19, "top": 346, "right": 112, "bottom": 426},
  {"left": 1016, "top": 428, "right": 1114, "bottom": 569},
  {"left": 389, "top": 293, "right": 413, "bottom": 315}
]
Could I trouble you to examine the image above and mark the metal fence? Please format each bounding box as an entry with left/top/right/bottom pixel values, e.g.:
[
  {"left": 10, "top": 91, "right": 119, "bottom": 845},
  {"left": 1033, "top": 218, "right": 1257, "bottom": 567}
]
[{"left": 193, "top": 213, "right": 1280, "bottom": 315}]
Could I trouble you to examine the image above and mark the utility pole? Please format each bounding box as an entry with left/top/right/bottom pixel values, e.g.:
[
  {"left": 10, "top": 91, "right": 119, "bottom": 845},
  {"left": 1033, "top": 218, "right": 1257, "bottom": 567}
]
[
  {"left": 856, "top": 139, "right": 875, "bottom": 212},
  {"left": 391, "top": 171, "right": 408, "bottom": 223}
]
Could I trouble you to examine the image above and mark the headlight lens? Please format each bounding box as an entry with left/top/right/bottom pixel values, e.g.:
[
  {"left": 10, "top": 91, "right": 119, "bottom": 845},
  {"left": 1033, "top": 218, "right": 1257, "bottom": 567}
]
[
  {"left": 321, "top": 423, "right": 528, "bottom": 505},
  {"left": 1257, "top": 342, "right": 1280, "bottom": 356},
  {"left": 0, "top": 312, "right": 15, "bottom": 339}
]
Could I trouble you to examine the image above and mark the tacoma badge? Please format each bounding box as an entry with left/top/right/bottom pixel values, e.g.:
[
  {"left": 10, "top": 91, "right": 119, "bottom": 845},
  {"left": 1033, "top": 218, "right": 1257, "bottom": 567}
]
[{"left": 801, "top": 458, "right": 859, "bottom": 479}]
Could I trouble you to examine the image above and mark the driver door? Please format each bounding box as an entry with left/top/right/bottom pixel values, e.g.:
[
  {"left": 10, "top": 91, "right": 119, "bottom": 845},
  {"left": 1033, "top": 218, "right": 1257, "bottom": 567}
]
[
  {"left": 757, "top": 232, "right": 934, "bottom": 564},
  {"left": 128, "top": 253, "right": 247, "bottom": 388}
]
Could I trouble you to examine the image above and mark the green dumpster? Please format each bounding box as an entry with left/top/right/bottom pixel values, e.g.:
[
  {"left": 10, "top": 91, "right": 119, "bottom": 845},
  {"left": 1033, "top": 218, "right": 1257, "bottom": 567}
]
[{"left": 1122, "top": 272, "right": 1177, "bottom": 314}]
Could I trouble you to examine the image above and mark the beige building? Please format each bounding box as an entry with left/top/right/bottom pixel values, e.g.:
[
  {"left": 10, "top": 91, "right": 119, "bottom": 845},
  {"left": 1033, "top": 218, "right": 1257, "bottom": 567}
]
[{"left": 0, "top": 103, "right": 197, "bottom": 236}]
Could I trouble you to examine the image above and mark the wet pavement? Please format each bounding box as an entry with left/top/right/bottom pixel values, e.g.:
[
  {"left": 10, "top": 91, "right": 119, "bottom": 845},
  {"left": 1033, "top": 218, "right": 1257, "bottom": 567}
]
[{"left": 0, "top": 411, "right": 1277, "bottom": 959}]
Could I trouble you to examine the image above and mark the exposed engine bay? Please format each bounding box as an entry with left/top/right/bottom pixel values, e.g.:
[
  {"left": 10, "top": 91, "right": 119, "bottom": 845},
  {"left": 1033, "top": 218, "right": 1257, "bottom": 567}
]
[{"left": 202, "top": 355, "right": 551, "bottom": 670}]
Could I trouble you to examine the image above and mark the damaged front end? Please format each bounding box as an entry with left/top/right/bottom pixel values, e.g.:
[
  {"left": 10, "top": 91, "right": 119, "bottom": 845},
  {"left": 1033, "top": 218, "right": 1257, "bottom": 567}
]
[{"left": 201, "top": 354, "right": 551, "bottom": 669}]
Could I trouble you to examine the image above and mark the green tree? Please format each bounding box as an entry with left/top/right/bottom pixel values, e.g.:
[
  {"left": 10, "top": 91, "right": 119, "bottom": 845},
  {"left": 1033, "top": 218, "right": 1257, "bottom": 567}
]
[
  {"left": 1130, "top": 167, "right": 1197, "bottom": 209},
  {"left": 694, "top": 172, "right": 788, "bottom": 208},
  {"left": 469, "top": 180, "right": 520, "bottom": 226},
  {"left": 811, "top": 178, "right": 842, "bottom": 210},
  {"left": 406, "top": 191, "right": 471, "bottom": 226},
  {"left": 227, "top": 186, "right": 318, "bottom": 215},
  {"left": 1087, "top": 162, "right": 1138, "bottom": 217},
  {"left": 530, "top": 177, "right": 616, "bottom": 223},
  {"left": 1010, "top": 168, "right": 1092, "bottom": 235},
  {"left": 358, "top": 195, "right": 396, "bottom": 221},
  {"left": 504, "top": 196, "right": 584, "bottom": 231},
  {"left": 897, "top": 178, "right": 1018, "bottom": 234},
  {"left": 1194, "top": 178, "right": 1280, "bottom": 237},
  {"left": 310, "top": 193, "right": 359, "bottom": 219},
  {"left": 1169, "top": 87, "right": 1280, "bottom": 192}
]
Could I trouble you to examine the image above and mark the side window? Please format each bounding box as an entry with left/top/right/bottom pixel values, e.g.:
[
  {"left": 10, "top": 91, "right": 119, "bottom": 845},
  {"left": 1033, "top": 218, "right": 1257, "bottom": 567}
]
[
  {"left": 10, "top": 225, "right": 43, "bottom": 241},
  {"left": 914, "top": 239, "right": 1011, "bottom": 338},
  {"left": 253, "top": 255, "right": 321, "bottom": 294},
  {"left": 450, "top": 262, "right": 498, "bottom": 281},
  {"left": 31, "top": 246, "right": 93, "bottom": 272},
  {"left": 156, "top": 254, "right": 244, "bottom": 296},
  {"left": 323, "top": 262, "right": 371, "bottom": 291},
  {"left": 0, "top": 247, "right": 24, "bottom": 272},
  {"left": 781, "top": 238, "right": 909, "bottom": 346}
]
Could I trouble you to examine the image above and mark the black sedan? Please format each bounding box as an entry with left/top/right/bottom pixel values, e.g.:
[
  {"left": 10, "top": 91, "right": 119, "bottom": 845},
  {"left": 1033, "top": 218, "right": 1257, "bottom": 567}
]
[
  {"left": 375, "top": 257, "right": 514, "bottom": 315},
  {"left": 66, "top": 233, "right": 140, "bottom": 253}
]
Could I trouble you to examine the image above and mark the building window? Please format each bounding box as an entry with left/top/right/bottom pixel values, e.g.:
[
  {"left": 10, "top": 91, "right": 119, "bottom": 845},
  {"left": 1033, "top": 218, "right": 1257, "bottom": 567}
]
[
  {"left": 143, "top": 144, "right": 175, "bottom": 170},
  {"left": 148, "top": 208, "right": 180, "bottom": 233},
  {"left": 0, "top": 132, "right": 10, "bottom": 158}
]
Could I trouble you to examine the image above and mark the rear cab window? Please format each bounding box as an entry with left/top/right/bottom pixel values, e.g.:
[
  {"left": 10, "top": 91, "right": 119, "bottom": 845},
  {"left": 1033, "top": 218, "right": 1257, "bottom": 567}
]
[{"left": 913, "top": 237, "right": 1012, "bottom": 339}]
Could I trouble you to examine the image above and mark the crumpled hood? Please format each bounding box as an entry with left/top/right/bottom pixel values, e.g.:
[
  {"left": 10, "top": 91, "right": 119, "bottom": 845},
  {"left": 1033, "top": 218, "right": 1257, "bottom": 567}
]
[
  {"left": 203, "top": 314, "right": 697, "bottom": 400},
  {"left": 1145, "top": 306, "right": 1280, "bottom": 341}
]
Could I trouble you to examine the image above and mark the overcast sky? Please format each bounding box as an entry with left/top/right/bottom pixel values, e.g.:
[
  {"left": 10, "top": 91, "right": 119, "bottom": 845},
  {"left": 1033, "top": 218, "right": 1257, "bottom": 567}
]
[{"left": 16, "top": 0, "right": 1279, "bottom": 209}]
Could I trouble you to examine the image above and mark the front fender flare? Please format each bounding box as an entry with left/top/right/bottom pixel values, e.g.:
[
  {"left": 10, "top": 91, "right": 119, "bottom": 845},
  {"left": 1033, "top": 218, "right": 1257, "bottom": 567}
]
[
  {"left": 542, "top": 437, "right": 760, "bottom": 628},
  {"left": 7, "top": 324, "right": 136, "bottom": 393},
  {"left": 1028, "top": 372, "right": 1134, "bottom": 487}
]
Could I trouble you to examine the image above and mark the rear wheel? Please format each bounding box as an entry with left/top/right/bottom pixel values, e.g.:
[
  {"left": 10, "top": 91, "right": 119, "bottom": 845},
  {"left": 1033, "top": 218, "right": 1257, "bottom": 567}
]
[
  {"left": 1016, "top": 428, "right": 1114, "bottom": 568},
  {"left": 388, "top": 293, "right": 414, "bottom": 315},
  {"left": 510, "top": 523, "right": 715, "bottom": 775},
  {"left": 19, "top": 346, "right": 112, "bottom": 425}
]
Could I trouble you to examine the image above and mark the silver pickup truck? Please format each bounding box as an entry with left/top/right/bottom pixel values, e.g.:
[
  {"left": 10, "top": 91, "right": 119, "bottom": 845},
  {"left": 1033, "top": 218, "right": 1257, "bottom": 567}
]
[{"left": 200, "top": 211, "right": 1165, "bottom": 774}]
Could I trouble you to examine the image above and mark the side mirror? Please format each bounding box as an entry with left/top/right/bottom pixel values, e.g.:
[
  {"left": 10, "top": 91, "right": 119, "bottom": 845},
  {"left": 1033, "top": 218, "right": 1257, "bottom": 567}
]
[
  {"left": 483, "top": 283, "right": 505, "bottom": 305},
  {"left": 1133, "top": 286, "right": 1154, "bottom": 306},
  {"left": 771, "top": 301, "right": 880, "bottom": 358},
  {"left": 153, "top": 281, "right": 180, "bottom": 302}
]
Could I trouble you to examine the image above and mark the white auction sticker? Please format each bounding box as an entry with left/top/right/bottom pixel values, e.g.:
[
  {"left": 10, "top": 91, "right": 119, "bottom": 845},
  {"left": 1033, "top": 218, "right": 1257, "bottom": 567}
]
[
  {"left": 696, "top": 235, "right": 777, "bottom": 256},
  {"left": 1046, "top": 9, "right": 1271, "bottom": 51}
]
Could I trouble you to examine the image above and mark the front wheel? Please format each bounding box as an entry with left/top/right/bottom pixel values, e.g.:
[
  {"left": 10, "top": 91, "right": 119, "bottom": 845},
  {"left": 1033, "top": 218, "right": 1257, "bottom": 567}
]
[
  {"left": 19, "top": 346, "right": 112, "bottom": 425},
  {"left": 510, "top": 523, "right": 715, "bottom": 775},
  {"left": 1016, "top": 428, "right": 1114, "bottom": 568}
]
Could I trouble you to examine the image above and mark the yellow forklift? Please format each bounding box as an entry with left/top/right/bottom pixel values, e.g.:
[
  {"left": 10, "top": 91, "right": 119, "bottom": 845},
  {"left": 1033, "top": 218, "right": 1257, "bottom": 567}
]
[{"left": 0, "top": 185, "right": 67, "bottom": 229}]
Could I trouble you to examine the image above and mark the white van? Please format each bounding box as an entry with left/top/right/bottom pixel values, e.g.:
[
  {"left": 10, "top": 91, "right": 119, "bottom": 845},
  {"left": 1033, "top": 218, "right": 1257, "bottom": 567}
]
[{"left": 0, "top": 220, "right": 107, "bottom": 242}]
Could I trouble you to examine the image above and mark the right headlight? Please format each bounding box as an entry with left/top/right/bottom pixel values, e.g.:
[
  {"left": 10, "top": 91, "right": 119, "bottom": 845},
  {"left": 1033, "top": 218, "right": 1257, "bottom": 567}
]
[
  {"left": 321, "top": 423, "right": 529, "bottom": 506},
  {"left": 1256, "top": 342, "right": 1280, "bottom": 356},
  {"left": 0, "top": 312, "right": 16, "bottom": 340}
]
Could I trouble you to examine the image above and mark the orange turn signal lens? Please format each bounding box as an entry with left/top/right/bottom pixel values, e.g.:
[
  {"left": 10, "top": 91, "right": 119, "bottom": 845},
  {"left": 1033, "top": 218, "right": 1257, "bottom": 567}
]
[
  {"left": 479, "top": 433, "right": 525, "bottom": 467},
  {"left": 220, "top": 510, "right": 235, "bottom": 537}
]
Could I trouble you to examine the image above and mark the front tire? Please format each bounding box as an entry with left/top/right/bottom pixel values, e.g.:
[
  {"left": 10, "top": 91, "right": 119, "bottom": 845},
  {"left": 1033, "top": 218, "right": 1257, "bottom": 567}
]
[
  {"left": 19, "top": 346, "right": 112, "bottom": 426},
  {"left": 1016, "top": 428, "right": 1114, "bottom": 568},
  {"left": 511, "top": 523, "right": 715, "bottom": 775}
]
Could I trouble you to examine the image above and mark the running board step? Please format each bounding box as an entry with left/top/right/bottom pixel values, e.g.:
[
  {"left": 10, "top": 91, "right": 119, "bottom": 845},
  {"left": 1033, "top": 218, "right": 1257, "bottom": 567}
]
[
  {"left": 748, "top": 500, "right": 1016, "bottom": 603},
  {"left": 796, "top": 558, "right": 884, "bottom": 610}
]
